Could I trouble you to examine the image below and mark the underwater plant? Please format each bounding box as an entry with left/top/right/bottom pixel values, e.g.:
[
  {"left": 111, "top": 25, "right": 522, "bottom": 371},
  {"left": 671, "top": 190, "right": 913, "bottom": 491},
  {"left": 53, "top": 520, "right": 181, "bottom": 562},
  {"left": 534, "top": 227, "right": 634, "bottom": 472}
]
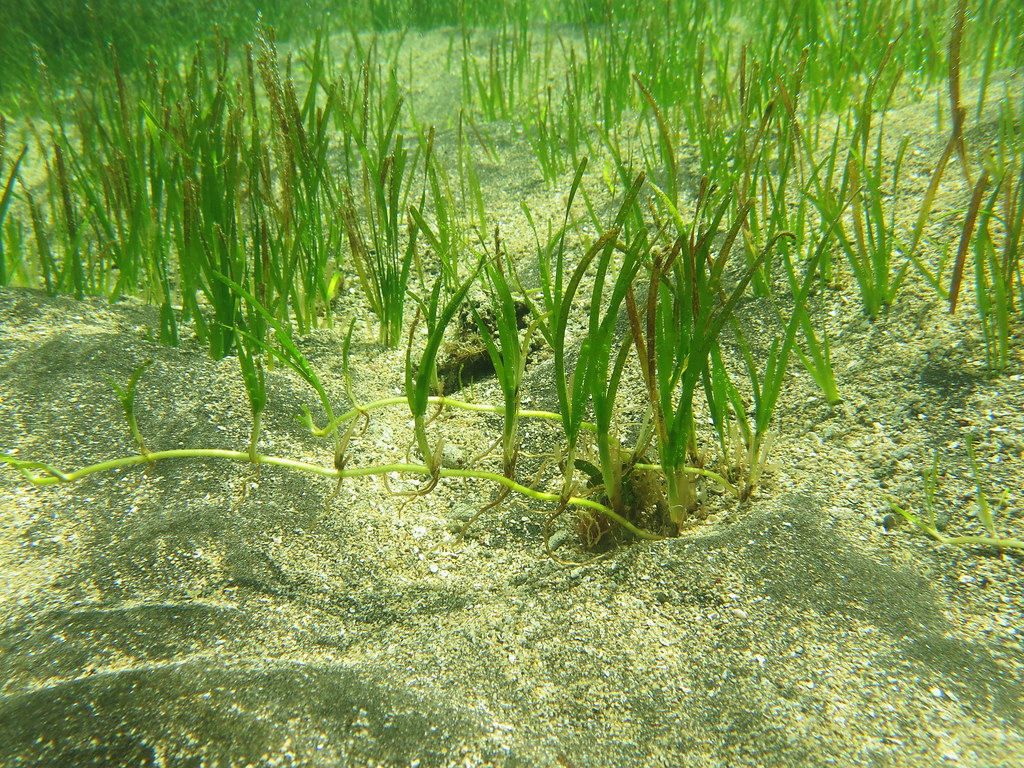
[
  {"left": 888, "top": 440, "right": 1024, "bottom": 553},
  {"left": 2, "top": 0, "right": 1021, "bottom": 560}
]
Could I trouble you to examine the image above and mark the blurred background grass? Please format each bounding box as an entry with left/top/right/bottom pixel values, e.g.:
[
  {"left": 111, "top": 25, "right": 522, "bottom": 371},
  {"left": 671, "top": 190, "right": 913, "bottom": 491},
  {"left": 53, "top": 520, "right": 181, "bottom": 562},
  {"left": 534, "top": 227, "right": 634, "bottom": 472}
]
[{"left": 0, "top": 0, "right": 567, "bottom": 102}]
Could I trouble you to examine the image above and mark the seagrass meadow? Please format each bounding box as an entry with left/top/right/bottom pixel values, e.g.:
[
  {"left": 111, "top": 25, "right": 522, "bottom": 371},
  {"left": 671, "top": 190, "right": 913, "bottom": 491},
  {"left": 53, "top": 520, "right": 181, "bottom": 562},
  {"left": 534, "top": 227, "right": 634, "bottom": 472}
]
[{"left": 1, "top": 0, "right": 1024, "bottom": 765}]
